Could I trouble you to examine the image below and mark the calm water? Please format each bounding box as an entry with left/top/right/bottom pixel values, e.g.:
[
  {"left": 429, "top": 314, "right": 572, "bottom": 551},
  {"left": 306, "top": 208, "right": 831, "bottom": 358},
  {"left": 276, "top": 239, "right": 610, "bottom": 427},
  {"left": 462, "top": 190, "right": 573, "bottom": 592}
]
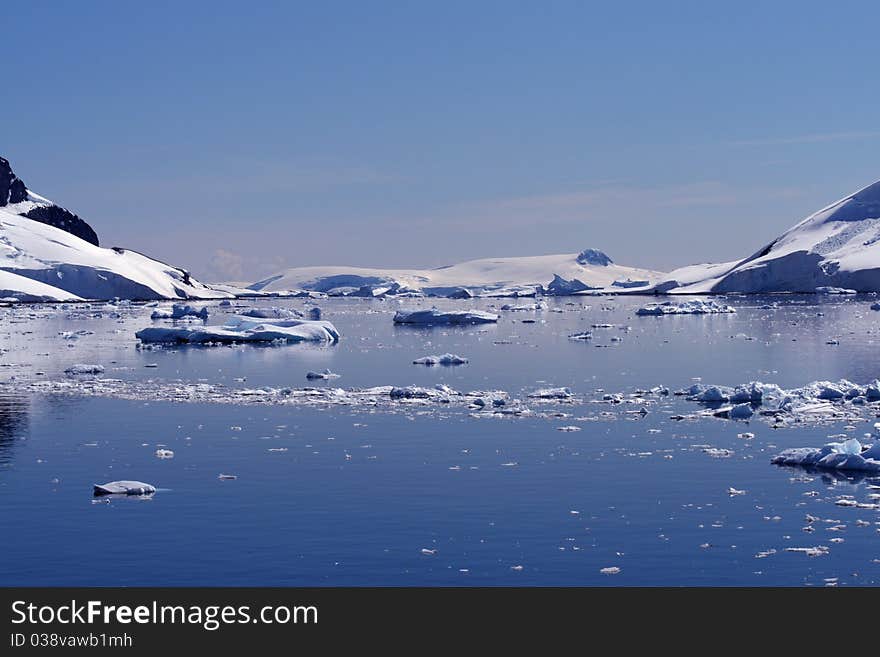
[{"left": 1, "top": 295, "right": 880, "bottom": 586}]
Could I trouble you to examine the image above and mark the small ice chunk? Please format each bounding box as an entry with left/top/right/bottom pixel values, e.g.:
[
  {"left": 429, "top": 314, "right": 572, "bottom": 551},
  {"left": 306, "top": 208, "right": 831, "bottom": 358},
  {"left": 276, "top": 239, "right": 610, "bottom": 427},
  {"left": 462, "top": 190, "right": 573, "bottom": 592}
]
[{"left": 306, "top": 369, "right": 341, "bottom": 380}]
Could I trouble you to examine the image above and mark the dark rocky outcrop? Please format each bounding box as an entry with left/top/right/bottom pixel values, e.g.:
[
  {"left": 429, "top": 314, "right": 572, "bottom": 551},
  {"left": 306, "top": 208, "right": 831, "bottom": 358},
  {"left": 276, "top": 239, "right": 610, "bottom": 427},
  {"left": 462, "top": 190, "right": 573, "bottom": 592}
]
[
  {"left": 21, "top": 205, "right": 99, "bottom": 246},
  {"left": 0, "top": 156, "right": 100, "bottom": 246},
  {"left": 0, "top": 157, "right": 28, "bottom": 205}
]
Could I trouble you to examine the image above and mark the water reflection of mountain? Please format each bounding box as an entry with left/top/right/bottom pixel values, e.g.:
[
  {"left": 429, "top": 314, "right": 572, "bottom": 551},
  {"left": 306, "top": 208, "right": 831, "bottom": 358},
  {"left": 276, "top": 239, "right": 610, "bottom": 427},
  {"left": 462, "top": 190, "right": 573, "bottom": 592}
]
[{"left": 0, "top": 394, "right": 29, "bottom": 465}]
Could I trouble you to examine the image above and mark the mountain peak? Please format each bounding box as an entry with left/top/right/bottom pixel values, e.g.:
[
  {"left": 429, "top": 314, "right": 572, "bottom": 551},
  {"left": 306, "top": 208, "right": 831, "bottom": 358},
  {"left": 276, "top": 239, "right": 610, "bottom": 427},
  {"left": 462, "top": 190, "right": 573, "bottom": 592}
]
[
  {"left": 0, "top": 155, "right": 100, "bottom": 246},
  {"left": 576, "top": 248, "right": 613, "bottom": 266},
  {"left": 0, "top": 156, "right": 28, "bottom": 205}
]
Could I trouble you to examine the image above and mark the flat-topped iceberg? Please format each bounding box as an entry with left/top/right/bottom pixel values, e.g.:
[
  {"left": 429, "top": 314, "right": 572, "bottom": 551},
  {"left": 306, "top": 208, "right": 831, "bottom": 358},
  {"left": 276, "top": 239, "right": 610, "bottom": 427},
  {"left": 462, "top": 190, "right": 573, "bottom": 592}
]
[
  {"left": 136, "top": 316, "right": 339, "bottom": 344},
  {"left": 393, "top": 308, "right": 499, "bottom": 325},
  {"left": 239, "top": 307, "right": 303, "bottom": 319},
  {"left": 636, "top": 299, "right": 736, "bottom": 316},
  {"left": 772, "top": 438, "right": 880, "bottom": 472}
]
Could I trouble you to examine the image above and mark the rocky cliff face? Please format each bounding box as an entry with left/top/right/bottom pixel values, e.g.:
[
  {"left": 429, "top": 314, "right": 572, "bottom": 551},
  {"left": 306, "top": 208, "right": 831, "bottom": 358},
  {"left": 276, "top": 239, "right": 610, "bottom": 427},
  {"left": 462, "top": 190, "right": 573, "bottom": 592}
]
[
  {"left": 0, "top": 156, "right": 100, "bottom": 246},
  {"left": 0, "top": 156, "right": 28, "bottom": 205}
]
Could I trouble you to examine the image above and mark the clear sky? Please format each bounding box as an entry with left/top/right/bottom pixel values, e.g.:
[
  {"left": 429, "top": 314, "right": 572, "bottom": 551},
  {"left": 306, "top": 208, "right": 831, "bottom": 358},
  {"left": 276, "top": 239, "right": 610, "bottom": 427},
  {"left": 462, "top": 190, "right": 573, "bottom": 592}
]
[{"left": 5, "top": 1, "right": 880, "bottom": 282}]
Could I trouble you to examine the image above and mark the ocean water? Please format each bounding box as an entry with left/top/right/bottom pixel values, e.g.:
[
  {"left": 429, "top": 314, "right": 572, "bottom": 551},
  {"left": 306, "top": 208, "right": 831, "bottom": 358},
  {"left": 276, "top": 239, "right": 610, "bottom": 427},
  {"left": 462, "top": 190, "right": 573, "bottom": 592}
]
[{"left": 1, "top": 294, "right": 879, "bottom": 586}]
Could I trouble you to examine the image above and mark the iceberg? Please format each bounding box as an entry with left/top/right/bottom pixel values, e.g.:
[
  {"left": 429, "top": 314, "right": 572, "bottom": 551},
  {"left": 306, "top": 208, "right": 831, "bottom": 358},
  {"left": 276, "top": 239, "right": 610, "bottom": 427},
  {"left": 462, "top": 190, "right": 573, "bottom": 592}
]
[
  {"left": 93, "top": 480, "right": 156, "bottom": 496},
  {"left": 412, "top": 353, "right": 469, "bottom": 366},
  {"left": 136, "top": 316, "right": 340, "bottom": 344},
  {"left": 545, "top": 274, "right": 595, "bottom": 296},
  {"left": 393, "top": 308, "right": 499, "bottom": 325},
  {"left": 65, "top": 364, "right": 105, "bottom": 376},
  {"left": 150, "top": 304, "right": 209, "bottom": 320},
  {"left": 238, "top": 307, "right": 303, "bottom": 319},
  {"left": 771, "top": 438, "right": 880, "bottom": 472},
  {"left": 636, "top": 299, "right": 736, "bottom": 316},
  {"left": 306, "top": 369, "right": 341, "bottom": 380}
]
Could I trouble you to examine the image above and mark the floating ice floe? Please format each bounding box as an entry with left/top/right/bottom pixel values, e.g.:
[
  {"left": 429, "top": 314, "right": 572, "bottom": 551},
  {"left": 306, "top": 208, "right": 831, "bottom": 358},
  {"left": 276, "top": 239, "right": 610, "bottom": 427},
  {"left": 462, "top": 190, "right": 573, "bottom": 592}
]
[
  {"left": 636, "top": 299, "right": 736, "bottom": 316},
  {"left": 150, "top": 304, "right": 209, "bottom": 320},
  {"left": 238, "top": 307, "right": 303, "bottom": 320},
  {"left": 529, "top": 387, "right": 573, "bottom": 399},
  {"left": 771, "top": 437, "right": 880, "bottom": 472},
  {"left": 306, "top": 369, "right": 341, "bottom": 380},
  {"left": 135, "top": 316, "right": 340, "bottom": 345},
  {"left": 64, "top": 363, "right": 105, "bottom": 376},
  {"left": 392, "top": 308, "right": 499, "bottom": 325},
  {"left": 412, "top": 353, "right": 469, "bottom": 366},
  {"left": 815, "top": 286, "right": 856, "bottom": 295},
  {"left": 93, "top": 480, "right": 156, "bottom": 496},
  {"left": 500, "top": 301, "right": 547, "bottom": 312}
]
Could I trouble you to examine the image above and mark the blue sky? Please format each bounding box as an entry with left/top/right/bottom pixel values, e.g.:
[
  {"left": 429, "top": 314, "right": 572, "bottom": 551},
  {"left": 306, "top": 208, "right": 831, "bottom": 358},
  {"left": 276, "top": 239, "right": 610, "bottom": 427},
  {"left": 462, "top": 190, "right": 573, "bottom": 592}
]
[{"left": 5, "top": 1, "right": 880, "bottom": 281}]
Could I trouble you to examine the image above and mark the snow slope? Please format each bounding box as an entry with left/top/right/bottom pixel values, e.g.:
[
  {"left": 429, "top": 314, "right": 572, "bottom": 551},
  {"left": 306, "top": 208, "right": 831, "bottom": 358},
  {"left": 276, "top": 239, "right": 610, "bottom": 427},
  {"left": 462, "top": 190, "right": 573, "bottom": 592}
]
[
  {"left": 652, "top": 179, "right": 880, "bottom": 294},
  {"left": 0, "top": 155, "right": 231, "bottom": 302},
  {"left": 0, "top": 205, "right": 229, "bottom": 301},
  {"left": 249, "top": 249, "right": 663, "bottom": 297},
  {"left": 0, "top": 268, "right": 82, "bottom": 302}
]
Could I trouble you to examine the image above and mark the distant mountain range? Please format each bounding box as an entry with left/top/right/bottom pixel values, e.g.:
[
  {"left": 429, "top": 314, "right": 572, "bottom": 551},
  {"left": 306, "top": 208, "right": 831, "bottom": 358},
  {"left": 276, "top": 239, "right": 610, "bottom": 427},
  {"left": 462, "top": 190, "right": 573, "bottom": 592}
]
[{"left": 4, "top": 153, "right": 880, "bottom": 302}]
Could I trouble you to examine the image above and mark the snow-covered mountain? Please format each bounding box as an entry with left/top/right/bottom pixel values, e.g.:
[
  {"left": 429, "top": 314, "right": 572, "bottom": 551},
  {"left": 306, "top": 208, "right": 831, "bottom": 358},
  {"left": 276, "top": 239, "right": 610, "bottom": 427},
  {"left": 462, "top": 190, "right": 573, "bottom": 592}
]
[
  {"left": 0, "top": 156, "right": 229, "bottom": 302},
  {"left": 652, "top": 179, "right": 880, "bottom": 294},
  {"left": 249, "top": 249, "right": 664, "bottom": 297},
  {"left": 1, "top": 156, "right": 99, "bottom": 246}
]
